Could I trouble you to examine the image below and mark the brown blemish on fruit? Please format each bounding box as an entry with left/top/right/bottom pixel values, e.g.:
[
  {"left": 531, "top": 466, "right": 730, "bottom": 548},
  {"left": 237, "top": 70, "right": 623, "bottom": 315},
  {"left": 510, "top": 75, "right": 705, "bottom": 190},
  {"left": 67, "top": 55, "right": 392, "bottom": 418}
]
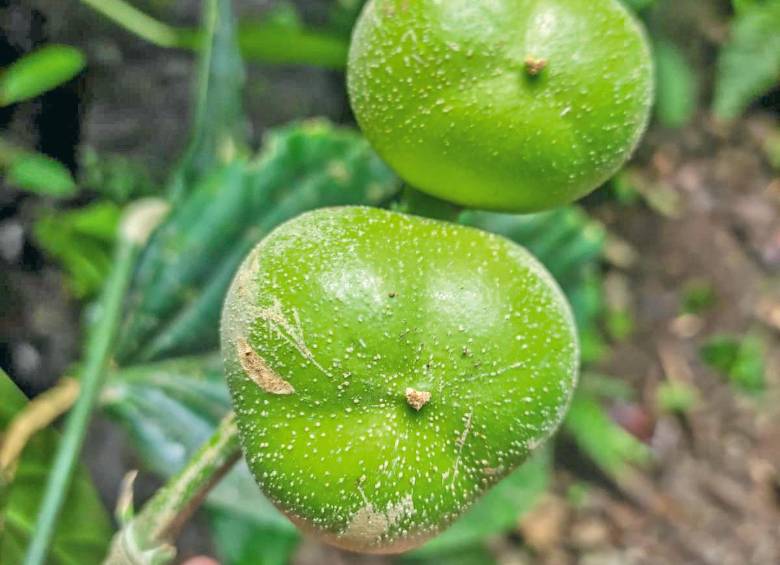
[
  {"left": 524, "top": 55, "right": 547, "bottom": 76},
  {"left": 340, "top": 496, "right": 415, "bottom": 548},
  {"left": 405, "top": 388, "right": 431, "bottom": 411},
  {"left": 237, "top": 338, "right": 294, "bottom": 395}
]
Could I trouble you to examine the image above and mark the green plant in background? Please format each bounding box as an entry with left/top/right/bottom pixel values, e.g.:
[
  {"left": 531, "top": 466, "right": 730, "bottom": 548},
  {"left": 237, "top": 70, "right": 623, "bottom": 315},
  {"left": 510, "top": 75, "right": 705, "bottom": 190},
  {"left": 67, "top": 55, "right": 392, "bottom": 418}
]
[
  {"left": 714, "top": 0, "right": 780, "bottom": 119},
  {"left": 701, "top": 334, "right": 767, "bottom": 395},
  {"left": 0, "top": 45, "right": 84, "bottom": 197}
]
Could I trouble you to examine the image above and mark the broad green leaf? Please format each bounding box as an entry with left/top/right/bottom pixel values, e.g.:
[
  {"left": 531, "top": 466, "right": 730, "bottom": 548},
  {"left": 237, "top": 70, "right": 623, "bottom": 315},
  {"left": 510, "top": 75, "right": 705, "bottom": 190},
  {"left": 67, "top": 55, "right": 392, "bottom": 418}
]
[
  {"left": 6, "top": 153, "right": 77, "bottom": 197},
  {"left": 564, "top": 392, "right": 651, "bottom": 477},
  {"left": 713, "top": 2, "right": 780, "bottom": 119},
  {"left": 653, "top": 36, "right": 698, "bottom": 128},
  {"left": 34, "top": 202, "right": 121, "bottom": 298},
  {"left": 169, "top": 0, "right": 246, "bottom": 203},
  {"left": 115, "top": 121, "right": 400, "bottom": 364},
  {"left": 0, "top": 370, "right": 112, "bottom": 565},
  {"left": 460, "top": 207, "right": 608, "bottom": 363},
  {"left": 701, "top": 334, "right": 766, "bottom": 395},
  {"left": 102, "top": 355, "right": 230, "bottom": 474},
  {"left": 103, "top": 357, "right": 300, "bottom": 562},
  {"left": 0, "top": 45, "right": 85, "bottom": 106},
  {"left": 210, "top": 508, "right": 299, "bottom": 565},
  {"left": 411, "top": 450, "right": 550, "bottom": 557}
]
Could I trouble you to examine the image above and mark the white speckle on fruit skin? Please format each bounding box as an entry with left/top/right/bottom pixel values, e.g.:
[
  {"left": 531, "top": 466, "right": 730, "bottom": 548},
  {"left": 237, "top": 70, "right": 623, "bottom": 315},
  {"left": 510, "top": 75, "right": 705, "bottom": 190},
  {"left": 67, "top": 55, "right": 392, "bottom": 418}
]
[{"left": 220, "top": 206, "right": 580, "bottom": 554}]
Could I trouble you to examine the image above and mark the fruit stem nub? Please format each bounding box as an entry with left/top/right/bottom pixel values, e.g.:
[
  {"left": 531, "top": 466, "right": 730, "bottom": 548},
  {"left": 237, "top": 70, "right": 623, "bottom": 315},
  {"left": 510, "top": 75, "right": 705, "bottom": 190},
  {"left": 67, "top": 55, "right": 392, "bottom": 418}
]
[
  {"left": 405, "top": 388, "right": 432, "bottom": 411},
  {"left": 524, "top": 55, "right": 547, "bottom": 76}
]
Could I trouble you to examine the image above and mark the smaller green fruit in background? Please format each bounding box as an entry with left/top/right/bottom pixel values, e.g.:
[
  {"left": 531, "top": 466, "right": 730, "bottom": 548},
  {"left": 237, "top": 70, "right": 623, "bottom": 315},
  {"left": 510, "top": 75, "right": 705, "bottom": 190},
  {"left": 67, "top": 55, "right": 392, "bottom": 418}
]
[
  {"left": 348, "top": 0, "right": 654, "bottom": 212},
  {"left": 221, "top": 207, "right": 579, "bottom": 553}
]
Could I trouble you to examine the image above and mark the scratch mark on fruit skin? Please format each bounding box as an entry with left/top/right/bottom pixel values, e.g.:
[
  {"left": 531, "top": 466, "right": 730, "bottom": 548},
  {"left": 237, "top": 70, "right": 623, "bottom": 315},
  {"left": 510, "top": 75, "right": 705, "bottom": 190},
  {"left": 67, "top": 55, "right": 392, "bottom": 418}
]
[
  {"left": 257, "top": 297, "right": 334, "bottom": 378},
  {"left": 451, "top": 407, "right": 474, "bottom": 487},
  {"left": 237, "top": 338, "right": 295, "bottom": 395}
]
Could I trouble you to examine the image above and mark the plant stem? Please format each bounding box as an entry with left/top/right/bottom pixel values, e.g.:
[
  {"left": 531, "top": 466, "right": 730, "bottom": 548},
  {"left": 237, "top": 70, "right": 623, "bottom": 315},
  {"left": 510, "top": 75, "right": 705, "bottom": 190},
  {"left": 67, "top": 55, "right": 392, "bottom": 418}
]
[
  {"left": 23, "top": 200, "right": 169, "bottom": 565},
  {"left": 105, "top": 413, "right": 241, "bottom": 565},
  {"left": 78, "top": 0, "right": 349, "bottom": 69},
  {"left": 81, "top": 0, "right": 198, "bottom": 49}
]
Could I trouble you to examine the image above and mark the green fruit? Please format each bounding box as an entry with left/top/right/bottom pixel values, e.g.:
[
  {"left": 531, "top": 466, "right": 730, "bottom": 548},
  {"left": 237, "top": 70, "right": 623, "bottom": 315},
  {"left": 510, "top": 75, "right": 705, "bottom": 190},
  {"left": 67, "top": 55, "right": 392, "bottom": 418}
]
[
  {"left": 347, "top": 0, "right": 653, "bottom": 212},
  {"left": 221, "top": 207, "right": 578, "bottom": 553}
]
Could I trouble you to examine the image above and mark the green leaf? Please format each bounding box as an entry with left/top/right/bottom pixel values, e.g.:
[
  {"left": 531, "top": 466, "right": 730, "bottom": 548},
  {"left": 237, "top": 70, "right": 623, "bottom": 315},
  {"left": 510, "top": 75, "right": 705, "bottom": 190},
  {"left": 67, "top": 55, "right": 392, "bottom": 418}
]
[
  {"left": 169, "top": 0, "right": 246, "bottom": 203},
  {"left": 563, "top": 392, "right": 651, "bottom": 477},
  {"left": 34, "top": 202, "right": 122, "bottom": 298},
  {"left": 0, "top": 370, "right": 112, "bottom": 565},
  {"left": 6, "top": 153, "right": 77, "bottom": 197},
  {"left": 460, "top": 207, "right": 608, "bottom": 363},
  {"left": 210, "top": 507, "right": 299, "bottom": 565},
  {"left": 115, "top": 121, "right": 400, "bottom": 364},
  {"left": 238, "top": 6, "right": 349, "bottom": 70},
  {"left": 701, "top": 334, "right": 766, "bottom": 395},
  {"left": 328, "top": 0, "right": 368, "bottom": 37},
  {"left": 103, "top": 357, "right": 301, "bottom": 564},
  {"left": 411, "top": 450, "right": 551, "bottom": 557},
  {"left": 619, "top": 0, "right": 656, "bottom": 12},
  {"left": 713, "top": 2, "right": 780, "bottom": 119},
  {"left": 653, "top": 36, "right": 698, "bottom": 128},
  {"left": 79, "top": 148, "right": 157, "bottom": 203},
  {"left": 102, "top": 355, "right": 230, "bottom": 474},
  {"left": 656, "top": 381, "right": 699, "bottom": 414},
  {"left": 0, "top": 45, "right": 85, "bottom": 106}
]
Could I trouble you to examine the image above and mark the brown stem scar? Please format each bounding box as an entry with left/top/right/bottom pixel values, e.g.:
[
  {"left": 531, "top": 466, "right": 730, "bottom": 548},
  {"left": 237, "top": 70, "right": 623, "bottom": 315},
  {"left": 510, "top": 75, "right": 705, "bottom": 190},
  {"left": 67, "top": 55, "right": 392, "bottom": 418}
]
[
  {"left": 237, "top": 338, "right": 295, "bottom": 395},
  {"left": 405, "top": 388, "right": 432, "bottom": 411},
  {"left": 524, "top": 55, "right": 547, "bottom": 76}
]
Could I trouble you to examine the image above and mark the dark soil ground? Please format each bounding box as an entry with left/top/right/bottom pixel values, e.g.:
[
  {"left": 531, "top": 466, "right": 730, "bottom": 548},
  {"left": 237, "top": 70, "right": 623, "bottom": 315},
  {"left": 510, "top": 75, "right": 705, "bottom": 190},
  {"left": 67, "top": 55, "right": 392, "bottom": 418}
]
[{"left": 1, "top": 0, "right": 778, "bottom": 564}]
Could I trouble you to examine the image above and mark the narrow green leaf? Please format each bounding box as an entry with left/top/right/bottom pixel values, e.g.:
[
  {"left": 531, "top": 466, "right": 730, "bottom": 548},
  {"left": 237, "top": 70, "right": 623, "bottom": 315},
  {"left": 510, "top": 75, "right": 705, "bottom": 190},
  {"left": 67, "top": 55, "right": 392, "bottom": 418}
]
[
  {"left": 713, "top": 2, "right": 780, "bottom": 119},
  {"left": 653, "top": 36, "right": 698, "bottom": 128},
  {"left": 0, "top": 371, "right": 112, "bottom": 565},
  {"left": 0, "top": 45, "right": 85, "bottom": 106},
  {"left": 169, "top": 0, "right": 246, "bottom": 203},
  {"left": 6, "top": 153, "right": 77, "bottom": 197},
  {"left": 564, "top": 392, "right": 651, "bottom": 477},
  {"left": 237, "top": 8, "right": 349, "bottom": 70}
]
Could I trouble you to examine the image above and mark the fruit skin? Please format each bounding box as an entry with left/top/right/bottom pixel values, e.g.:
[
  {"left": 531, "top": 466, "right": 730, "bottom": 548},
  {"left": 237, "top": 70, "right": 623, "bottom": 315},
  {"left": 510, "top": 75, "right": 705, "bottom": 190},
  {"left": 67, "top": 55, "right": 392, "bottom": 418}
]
[
  {"left": 221, "top": 207, "right": 579, "bottom": 553},
  {"left": 347, "top": 0, "right": 653, "bottom": 212}
]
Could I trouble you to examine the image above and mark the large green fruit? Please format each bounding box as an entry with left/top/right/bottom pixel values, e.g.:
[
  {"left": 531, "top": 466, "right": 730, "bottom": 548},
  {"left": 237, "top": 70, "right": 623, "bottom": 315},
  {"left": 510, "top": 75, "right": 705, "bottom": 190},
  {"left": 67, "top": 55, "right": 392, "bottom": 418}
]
[
  {"left": 347, "top": 0, "right": 653, "bottom": 212},
  {"left": 221, "top": 207, "right": 578, "bottom": 553}
]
